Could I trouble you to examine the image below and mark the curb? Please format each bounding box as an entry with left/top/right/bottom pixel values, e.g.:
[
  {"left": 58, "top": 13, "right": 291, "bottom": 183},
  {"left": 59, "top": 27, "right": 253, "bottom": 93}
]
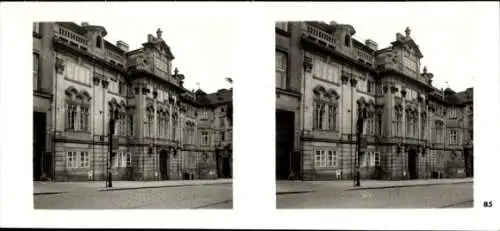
[
  {"left": 346, "top": 181, "right": 473, "bottom": 191},
  {"left": 99, "top": 181, "right": 232, "bottom": 192},
  {"left": 33, "top": 181, "right": 232, "bottom": 195},
  {"left": 276, "top": 190, "right": 315, "bottom": 195},
  {"left": 33, "top": 192, "right": 67, "bottom": 196}
]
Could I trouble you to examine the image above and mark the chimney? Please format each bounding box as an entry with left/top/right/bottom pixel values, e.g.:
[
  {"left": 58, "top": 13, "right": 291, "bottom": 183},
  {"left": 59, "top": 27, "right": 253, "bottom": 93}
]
[
  {"left": 81, "top": 22, "right": 90, "bottom": 27},
  {"left": 116, "top": 40, "right": 129, "bottom": 52},
  {"left": 396, "top": 33, "right": 404, "bottom": 41},
  {"left": 365, "top": 39, "right": 378, "bottom": 51},
  {"left": 329, "top": 21, "right": 337, "bottom": 26},
  {"left": 147, "top": 34, "right": 154, "bottom": 42}
]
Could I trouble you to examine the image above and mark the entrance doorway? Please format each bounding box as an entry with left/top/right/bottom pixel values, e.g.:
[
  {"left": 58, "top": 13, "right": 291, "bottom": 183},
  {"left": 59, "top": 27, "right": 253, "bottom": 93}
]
[
  {"left": 33, "top": 112, "right": 48, "bottom": 181},
  {"left": 276, "top": 109, "right": 295, "bottom": 180},
  {"left": 159, "top": 150, "right": 169, "bottom": 180},
  {"left": 222, "top": 155, "right": 231, "bottom": 178},
  {"left": 408, "top": 148, "right": 418, "bottom": 180},
  {"left": 464, "top": 149, "right": 473, "bottom": 177}
]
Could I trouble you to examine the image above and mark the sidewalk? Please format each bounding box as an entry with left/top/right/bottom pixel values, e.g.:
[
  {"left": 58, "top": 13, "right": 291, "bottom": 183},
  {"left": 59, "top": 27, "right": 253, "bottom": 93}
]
[
  {"left": 34, "top": 179, "right": 232, "bottom": 195},
  {"left": 276, "top": 178, "right": 473, "bottom": 194}
]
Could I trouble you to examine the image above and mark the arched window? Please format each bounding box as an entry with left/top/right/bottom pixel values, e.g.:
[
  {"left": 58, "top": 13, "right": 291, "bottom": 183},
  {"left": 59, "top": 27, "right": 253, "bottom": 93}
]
[
  {"left": 172, "top": 113, "right": 178, "bottom": 140},
  {"left": 165, "top": 111, "right": 170, "bottom": 139},
  {"left": 96, "top": 36, "right": 102, "bottom": 49},
  {"left": 345, "top": 34, "right": 351, "bottom": 47},
  {"left": 313, "top": 87, "right": 339, "bottom": 131}
]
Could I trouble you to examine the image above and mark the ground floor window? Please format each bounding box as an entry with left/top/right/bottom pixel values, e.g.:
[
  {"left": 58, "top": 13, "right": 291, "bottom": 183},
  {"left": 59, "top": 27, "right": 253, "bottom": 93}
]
[
  {"left": 67, "top": 151, "right": 78, "bottom": 169},
  {"left": 67, "top": 151, "right": 89, "bottom": 169},
  {"left": 314, "top": 149, "right": 337, "bottom": 168},
  {"left": 119, "top": 152, "right": 131, "bottom": 167},
  {"left": 360, "top": 152, "right": 380, "bottom": 167},
  {"left": 80, "top": 152, "right": 89, "bottom": 168}
]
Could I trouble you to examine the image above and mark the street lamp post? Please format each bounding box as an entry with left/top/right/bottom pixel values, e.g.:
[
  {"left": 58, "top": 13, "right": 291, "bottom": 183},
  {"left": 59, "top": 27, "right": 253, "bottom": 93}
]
[
  {"left": 107, "top": 108, "right": 119, "bottom": 188},
  {"left": 355, "top": 107, "right": 367, "bottom": 187}
]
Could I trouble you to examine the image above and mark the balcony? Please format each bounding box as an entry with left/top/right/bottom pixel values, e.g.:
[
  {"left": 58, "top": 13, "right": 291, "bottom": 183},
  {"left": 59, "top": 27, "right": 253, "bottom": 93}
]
[
  {"left": 106, "top": 50, "right": 124, "bottom": 66},
  {"left": 354, "top": 47, "right": 374, "bottom": 65},
  {"left": 303, "top": 24, "right": 337, "bottom": 49},
  {"left": 55, "top": 27, "right": 89, "bottom": 51}
]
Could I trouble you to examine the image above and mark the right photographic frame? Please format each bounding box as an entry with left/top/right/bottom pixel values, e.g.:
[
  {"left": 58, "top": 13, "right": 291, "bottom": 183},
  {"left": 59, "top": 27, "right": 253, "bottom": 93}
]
[{"left": 275, "top": 21, "right": 473, "bottom": 209}]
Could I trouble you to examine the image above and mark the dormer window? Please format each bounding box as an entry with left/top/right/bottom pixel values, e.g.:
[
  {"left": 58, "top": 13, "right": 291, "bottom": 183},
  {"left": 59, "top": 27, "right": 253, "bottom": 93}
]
[
  {"left": 96, "top": 36, "right": 102, "bottom": 49},
  {"left": 345, "top": 34, "right": 351, "bottom": 47}
]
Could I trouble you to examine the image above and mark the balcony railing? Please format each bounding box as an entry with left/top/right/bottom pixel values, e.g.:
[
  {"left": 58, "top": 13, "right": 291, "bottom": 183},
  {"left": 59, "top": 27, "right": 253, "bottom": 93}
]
[
  {"left": 106, "top": 50, "right": 123, "bottom": 64},
  {"left": 56, "top": 27, "right": 89, "bottom": 50},
  {"left": 354, "top": 47, "right": 374, "bottom": 65},
  {"left": 303, "top": 24, "right": 337, "bottom": 48}
]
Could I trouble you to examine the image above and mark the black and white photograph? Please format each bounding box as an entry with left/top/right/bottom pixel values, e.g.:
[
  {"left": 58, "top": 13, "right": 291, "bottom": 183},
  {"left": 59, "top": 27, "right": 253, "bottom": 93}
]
[
  {"left": 1, "top": 2, "right": 499, "bottom": 230},
  {"left": 275, "top": 18, "right": 475, "bottom": 208},
  {"left": 32, "top": 20, "right": 233, "bottom": 209}
]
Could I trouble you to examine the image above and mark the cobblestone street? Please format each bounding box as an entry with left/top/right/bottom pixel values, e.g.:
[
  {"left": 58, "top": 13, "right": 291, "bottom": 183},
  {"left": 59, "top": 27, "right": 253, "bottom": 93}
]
[
  {"left": 277, "top": 178, "right": 473, "bottom": 208},
  {"left": 34, "top": 180, "right": 232, "bottom": 209}
]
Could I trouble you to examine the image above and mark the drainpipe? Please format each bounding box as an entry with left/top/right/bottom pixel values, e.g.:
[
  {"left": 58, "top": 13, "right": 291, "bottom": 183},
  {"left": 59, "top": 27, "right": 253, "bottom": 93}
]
[
  {"left": 52, "top": 52, "right": 58, "bottom": 180},
  {"left": 91, "top": 56, "right": 95, "bottom": 181},
  {"left": 350, "top": 66, "right": 354, "bottom": 183},
  {"left": 301, "top": 53, "right": 306, "bottom": 180}
]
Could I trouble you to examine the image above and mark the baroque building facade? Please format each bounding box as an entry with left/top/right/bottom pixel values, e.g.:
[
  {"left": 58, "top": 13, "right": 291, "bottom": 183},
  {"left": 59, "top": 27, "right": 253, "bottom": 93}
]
[
  {"left": 275, "top": 21, "right": 473, "bottom": 181},
  {"left": 33, "top": 22, "right": 233, "bottom": 181}
]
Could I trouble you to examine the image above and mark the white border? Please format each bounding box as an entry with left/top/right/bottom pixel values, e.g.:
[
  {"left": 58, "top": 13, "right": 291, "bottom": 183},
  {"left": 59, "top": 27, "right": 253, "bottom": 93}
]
[{"left": 1, "top": 2, "right": 499, "bottom": 230}]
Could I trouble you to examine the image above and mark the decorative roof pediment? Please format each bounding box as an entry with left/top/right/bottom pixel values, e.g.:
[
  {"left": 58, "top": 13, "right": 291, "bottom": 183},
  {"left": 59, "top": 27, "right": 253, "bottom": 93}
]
[{"left": 143, "top": 28, "right": 175, "bottom": 60}]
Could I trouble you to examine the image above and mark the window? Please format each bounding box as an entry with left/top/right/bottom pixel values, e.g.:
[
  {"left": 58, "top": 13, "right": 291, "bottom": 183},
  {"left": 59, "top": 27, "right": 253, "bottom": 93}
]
[
  {"left": 367, "top": 80, "right": 373, "bottom": 94},
  {"left": 66, "top": 103, "right": 78, "bottom": 130},
  {"left": 313, "top": 59, "right": 325, "bottom": 79},
  {"left": 360, "top": 152, "right": 367, "bottom": 167},
  {"left": 345, "top": 34, "right": 351, "bottom": 47},
  {"left": 328, "top": 150, "right": 337, "bottom": 167},
  {"left": 172, "top": 118, "right": 177, "bottom": 140},
  {"left": 201, "top": 131, "right": 209, "bottom": 145},
  {"left": 314, "top": 149, "right": 337, "bottom": 168},
  {"left": 372, "top": 152, "right": 380, "bottom": 166},
  {"left": 393, "top": 110, "right": 402, "bottom": 137},
  {"left": 328, "top": 105, "right": 337, "bottom": 131},
  {"left": 413, "top": 117, "right": 418, "bottom": 138},
  {"left": 129, "top": 115, "right": 134, "bottom": 136},
  {"left": 80, "top": 152, "right": 89, "bottom": 168},
  {"left": 421, "top": 116, "right": 426, "bottom": 139},
  {"left": 164, "top": 114, "right": 169, "bottom": 139},
  {"left": 109, "top": 152, "right": 118, "bottom": 168},
  {"left": 172, "top": 117, "right": 177, "bottom": 140},
  {"left": 33, "top": 53, "right": 40, "bottom": 90},
  {"left": 377, "top": 114, "right": 382, "bottom": 136},
  {"left": 120, "top": 116, "right": 127, "bottom": 136},
  {"left": 67, "top": 152, "right": 77, "bottom": 169},
  {"left": 120, "top": 152, "right": 131, "bottom": 167},
  {"left": 147, "top": 113, "right": 154, "bottom": 137},
  {"left": 313, "top": 102, "right": 325, "bottom": 130},
  {"left": 79, "top": 106, "right": 89, "bottom": 132},
  {"left": 276, "top": 22, "right": 288, "bottom": 32},
  {"left": 96, "top": 36, "right": 102, "bottom": 49},
  {"left": 220, "top": 130, "right": 225, "bottom": 142},
  {"left": 220, "top": 117, "right": 225, "bottom": 128},
  {"left": 450, "top": 130, "right": 457, "bottom": 144},
  {"left": 157, "top": 115, "right": 162, "bottom": 137},
  {"left": 126, "top": 152, "right": 132, "bottom": 167},
  {"left": 276, "top": 51, "right": 287, "bottom": 89}
]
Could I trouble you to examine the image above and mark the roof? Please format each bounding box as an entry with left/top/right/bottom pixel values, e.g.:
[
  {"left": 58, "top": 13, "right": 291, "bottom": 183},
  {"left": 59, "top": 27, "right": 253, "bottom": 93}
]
[
  {"left": 197, "top": 88, "right": 233, "bottom": 106},
  {"left": 104, "top": 40, "right": 125, "bottom": 55},
  {"left": 429, "top": 87, "right": 473, "bottom": 106}
]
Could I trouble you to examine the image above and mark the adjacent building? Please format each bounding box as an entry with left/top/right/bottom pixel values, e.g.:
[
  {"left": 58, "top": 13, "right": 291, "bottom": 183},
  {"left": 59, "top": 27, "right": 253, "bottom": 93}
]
[
  {"left": 33, "top": 22, "right": 232, "bottom": 181},
  {"left": 275, "top": 21, "right": 473, "bottom": 181}
]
